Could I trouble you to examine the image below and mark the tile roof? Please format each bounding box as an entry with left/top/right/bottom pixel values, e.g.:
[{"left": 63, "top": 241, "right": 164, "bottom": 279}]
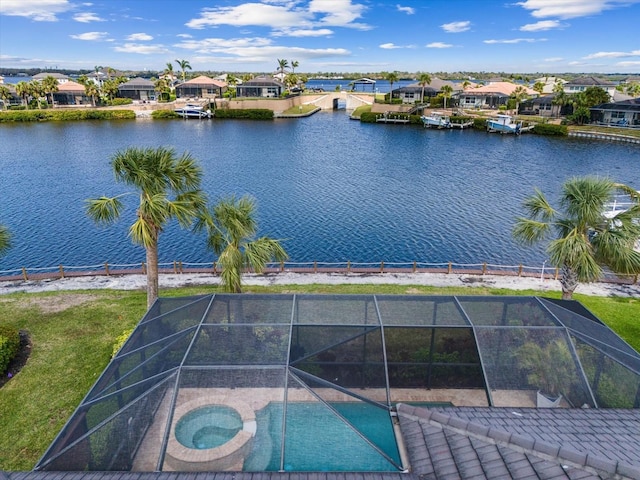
[{"left": 397, "top": 404, "right": 640, "bottom": 479}]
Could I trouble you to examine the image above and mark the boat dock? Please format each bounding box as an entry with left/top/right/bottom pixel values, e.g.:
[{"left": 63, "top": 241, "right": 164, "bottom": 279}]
[
  {"left": 451, "top": 121, "right": 474, "bottom": 129},
  {"left": 376, "top": 113, "right": 410, "bottom": 124}
]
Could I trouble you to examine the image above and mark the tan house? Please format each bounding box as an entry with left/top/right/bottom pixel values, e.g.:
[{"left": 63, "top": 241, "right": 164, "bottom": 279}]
[
  {"left": 52, "top": 80, "right": 91, "bottom": 105},
  {"left": 175, "top": 75, "right": 226, "bottom": 99}
]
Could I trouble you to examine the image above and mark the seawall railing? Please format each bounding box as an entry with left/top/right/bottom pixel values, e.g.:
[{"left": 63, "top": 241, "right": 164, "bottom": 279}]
[{"left": 0, "top": 260, "right": 637, "bottom": 285}]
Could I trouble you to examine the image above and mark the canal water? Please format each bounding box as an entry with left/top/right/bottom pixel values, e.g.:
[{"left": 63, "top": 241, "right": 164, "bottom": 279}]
[{"left": 1, "top": 112, "right": 638, "bottom": 272}]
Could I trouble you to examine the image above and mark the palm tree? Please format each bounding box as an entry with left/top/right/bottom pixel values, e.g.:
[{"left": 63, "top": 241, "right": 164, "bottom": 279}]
[
  {"left": 511, "top": 85, "right": 529, "bottom": 115},
  {"left": 197, "top": 195, "right": 288, "bottom": 293},
  {"left": 28, "top": 80, "right": 44, "bottom": 109},
  {"left": 290, "top": 60, "right": 299, "bottom": 74},
  {"left": 513, "top": 176, "right": 640, "bottom": 299},
  {"left": 84, "top": 81, "right": 100, "bottom": 107},
  {"left": 154, "top": 78, "right": 170, "bottom": 102},
  {"left": 277, "top": 59, "right": 289, "bottom": 76},
  {"left": 0, "top": 85, "right": 11, "bottom": 110},
  {"left": 0, "top": 224, "right": 11, "bottom": 257},
  {"left": 461, "top": 80, "right": 471, "bottom": 91},
  {"left": 175, "top": 59, "right": 192, "bottom": 83},
  {"left": 41, "top": 75, "right": 59, "bottom": 108},
  {"left": 418, "top": 73, "right": 432, "bottom": 104},
  {"left": 441, "top": 84, "right": 453, "bottom": 109},
  {"left": 86, "top": 147, "right": 207, "bottom": 307},
  {"left": 15, "top": 81, "right": 30, "bottom": 108},
  {"left": 533, "top": 81, "right": 545, "bottom": 95},
  {"left": 385, "top": 71, "right": 399, "bottom": 96}
]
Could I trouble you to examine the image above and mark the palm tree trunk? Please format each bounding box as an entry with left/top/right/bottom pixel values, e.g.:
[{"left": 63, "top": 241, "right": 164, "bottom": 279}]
[
  {"left": 560, "top": 264, "right": 578, "bottom": 300},
  {"left": 146, "top": 236, "right": 159, "bottom": 308}
]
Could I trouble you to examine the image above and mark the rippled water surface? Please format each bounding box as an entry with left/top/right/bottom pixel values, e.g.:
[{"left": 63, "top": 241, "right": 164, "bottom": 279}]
[{"left": 1, "top": 113, "right": 639, "bottom": 271}]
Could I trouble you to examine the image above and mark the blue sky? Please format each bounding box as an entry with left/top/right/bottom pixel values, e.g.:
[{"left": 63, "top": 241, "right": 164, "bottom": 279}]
[{"left": 1, "top": 0, "right": 639, "bottom": 74}]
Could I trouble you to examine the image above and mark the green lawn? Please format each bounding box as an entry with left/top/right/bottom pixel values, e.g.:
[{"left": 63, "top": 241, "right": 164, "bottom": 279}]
[{"left": 0, "top": 283, "right": 638, "bottom": 470}]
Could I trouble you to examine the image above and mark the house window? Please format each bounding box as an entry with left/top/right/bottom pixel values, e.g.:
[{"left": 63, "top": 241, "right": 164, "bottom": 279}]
[{"left": 610, "top": 111, "right": 625, "bottom": 119}]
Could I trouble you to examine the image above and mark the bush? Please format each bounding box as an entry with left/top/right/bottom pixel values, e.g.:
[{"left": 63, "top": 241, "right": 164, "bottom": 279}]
[
  {"left": 112, "top": 328, "right": 134, "bottom": 358},
  {"left": 473, "top": 118, "right": 487, "bottom": 130},
  {"left": 151, "top": 110, "right": 181, "bottom": 119},
  {"left": 359, "top": 112, "right": 377, "bottom": 123},
  {"left": 0, "top": 109, "right": 135, "bottom": 122},
  {"left": 109, "top": 98, "right": 133, "bottom": 106},
  {"left": 533, "top": 123, "right": 568, "bottom": 136},
  {"left": 214, "top": 108, "right": 273, "bottom": 120},
  {"left": 0, "top": 326, "right": 20, "bottom": 375}
]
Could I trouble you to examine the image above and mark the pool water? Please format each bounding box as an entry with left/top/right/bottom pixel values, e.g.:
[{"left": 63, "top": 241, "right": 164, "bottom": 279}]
[
  {"left": 175, "top": 405, "right": 242, "bottom": 450},
  {"left": 244, "top": 402, "right": 402, "bottom": 472}
]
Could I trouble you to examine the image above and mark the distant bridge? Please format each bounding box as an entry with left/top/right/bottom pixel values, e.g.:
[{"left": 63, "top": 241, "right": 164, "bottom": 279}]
[{"left": 302, "top": 92, "right": 374, "bottom": 110}]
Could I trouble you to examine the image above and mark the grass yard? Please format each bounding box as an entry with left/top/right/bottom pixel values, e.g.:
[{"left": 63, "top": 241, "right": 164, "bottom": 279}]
[{"left": 0, "top": 283, "right": 638, "bottom": 470}]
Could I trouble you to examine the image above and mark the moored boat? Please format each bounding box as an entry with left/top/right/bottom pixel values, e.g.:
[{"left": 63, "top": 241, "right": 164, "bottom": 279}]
[
  {"left": 421, "top": 111, "right": 452, "bottom": 129},
  {"left": 486, "top": 114, "right": 522, "bottom": 134},
  {"left": 174, "top": 103, "right": 212, "bottom": 119}
]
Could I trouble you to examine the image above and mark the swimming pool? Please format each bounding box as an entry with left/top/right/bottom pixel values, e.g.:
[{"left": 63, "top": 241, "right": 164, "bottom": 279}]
[{"left": 243, "top": 402, "right": 402, "bottom": 472}]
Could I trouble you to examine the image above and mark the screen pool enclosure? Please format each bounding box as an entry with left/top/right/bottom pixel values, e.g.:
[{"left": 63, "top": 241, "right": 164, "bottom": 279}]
[{"left": 36, "top": 294, "right": 640, "bottom": 473}]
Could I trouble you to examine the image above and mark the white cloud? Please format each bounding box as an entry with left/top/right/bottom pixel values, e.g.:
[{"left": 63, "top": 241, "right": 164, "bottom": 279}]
[
  {"left": 113, "top": 43, "right": 171, "bottom": 54},
  {"left": 583, "top": 49, "right": 640, "bottom": 59},
  {"left": 617, "top": 60, "right": 640, "bottom": 67},
  {"left": 176, "top": 33, "right": 193, "bottom": 38},
  {"left": 0, "top": 0, "right": 71, "bottom": 21},
  {"left": 519, "top": 20, "right": 564, "bottom": 31},
  {"left": 186, "top": 0, "right": 370, "bottom": 31},
  {"left": 176, "top": 37, "right": 273, "bottom": 51},
  {"left": 379, "top": 43, "right": 401, "bottom": 49},
  {"left": 516, "top": 0, "right": 640, "bottom": 19},
  {"left": 70, "top": 31, "right": 109, "bottom": 41},
  {"left": 127, "top": 33, "right": 154, "bottom": 41},
  {"left": 441, "top": 20, "right": 471, "bottom": 33},
  {"left": 73, "top": 12, "right": 104, "bottom": 23},
  {"left": 484, "top": 38, "right": 544, "bottom": 44},
  {"left": 273, "top": 28, "right": 334, "bottom": 37},
  {"left": 186, "top": 3, "right": 312, "bottom": 29},
  {"left": 397, "top": 5, "right": 415, "bottom": 14},
  {"left": 544, "top": 57, "right": 564, "bottom": 62},
  {"left": 426, "top": 42, "right": 453, "bottom": 48}
]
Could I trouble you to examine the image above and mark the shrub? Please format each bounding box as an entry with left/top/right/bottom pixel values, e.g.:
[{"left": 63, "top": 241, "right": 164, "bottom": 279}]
[
  {"left": 214, "top": 108, "right": 273, "bottom": 120},
  {"left": 0, "top": 109, "right": 135, "bottom": 122},
  {"left": 109, "top": 98, "right": 133, "bottom": 106},
  {"left": 0, "top": 326, "right": 20, "bottom": 375},
  {"left": 112, "top": 328, "right": 134, "bottom": 358},
  {"left": 473, "top": 118, "right": 487, "bottom": 130},
  {"left": 151, "top": 110, "right": 181, "bottom": 119},
  {"left": 359, "top": 112, "right": 378, "bottom": 123},
  {"left": 533, "top": 123, "right": 568, "bottom": 136}
]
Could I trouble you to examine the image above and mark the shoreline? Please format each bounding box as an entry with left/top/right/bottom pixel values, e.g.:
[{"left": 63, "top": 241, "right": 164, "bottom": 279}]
[{"left": 1, "top": 270, "right": 639, "bottom": 297}]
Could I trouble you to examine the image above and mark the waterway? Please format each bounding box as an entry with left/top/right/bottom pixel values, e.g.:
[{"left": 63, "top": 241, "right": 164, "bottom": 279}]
[{"left": 1, "top": 112, "right": 639, "bottom": 272}]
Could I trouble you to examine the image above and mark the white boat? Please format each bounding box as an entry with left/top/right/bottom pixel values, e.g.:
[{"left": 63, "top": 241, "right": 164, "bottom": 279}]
[
  {"left": 486, "top": 114, "right": 522, "bottom": 134},
  {"left": 174, "top": 104, "right": 212, "bottom": 119},
  {"left": 421, "top": 112, "right": 451, "bottom": 129},
  {"left": 602, "top": 190, "right": 640, "bottom": 219}
]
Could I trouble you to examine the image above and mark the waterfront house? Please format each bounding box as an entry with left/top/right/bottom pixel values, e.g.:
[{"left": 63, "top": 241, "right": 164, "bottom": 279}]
[
  {"left": 456, "top": 81, "right": 537, "bottom": 109},
  {"left": 32, "top": 72, "right": 70, "bottom": 84},
  {"left": 0, "top": 83, "right": 22, "bottom": 108},
  {"left": 519, "top": 93, "right": 571, "bottom": 117},
  {"left": 391, "top": 78, "right": 459, "bottom": 104},
  {"left": 52, "top": 80, "right": 91, "bottom": 105},
  {"left": 175, "top": 75, "right": 226, "bottom": 99},
  {"left": 590, "top": 98, "right": 640, "bottom": 126},
  {"left": 236, "top": 76, "right": 285, "bottom": 97},
  {"left": 564, "top": 76, "right": 617, "bottom": 97},
  {"left": 532, "top": 76, "right": 567, "bottom": 94},
  {"left": 117, "top": 77, "right": 156, "bottom": 101}
]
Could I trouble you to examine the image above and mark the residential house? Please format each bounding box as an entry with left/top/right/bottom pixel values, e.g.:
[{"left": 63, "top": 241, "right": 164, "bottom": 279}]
[
  {"left": 0, "top": 83, "right": 22, "bottom": 108},
  {"left": 32, "top": 72, "right": 70, "bottom": 84},
  {"left": 391, "top": 78, "right": 459, "bottom": 104},
  {"left": 564, "top": 76, "right": 617, "bottom": 97},
  {"left": 175, "top": 75, "right": 226, "bottom": 99},
  {"left": 456, "top": 81, "right": 537, "bottom": 109},
  {"left": 118, "top": 77, "right": 156, "bottom": 101},
  {"left": 590, "top": 98, "right": 640, "bottom": 126},
  {"left": 52, "top": 80, "right": 91, "bottom": 105},
  {"left": 519, "top": 93, "right": 571, "bottom": 117},
  {"left": 532, "top": 76, "right": 567, "bottom": 94},
  {"left": 236, "top": 76, "right": 285, "bottom": 97}
]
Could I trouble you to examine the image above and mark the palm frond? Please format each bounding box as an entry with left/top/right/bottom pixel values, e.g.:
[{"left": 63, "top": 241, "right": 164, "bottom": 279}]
[
  {"left": 522, "top": 189, "right": 556, "bottom": 221},
  {"left": 244, "top": 237, "right": 288, "bottom": 273},
  {"left": 85, "top": 195, "right": 125, "bottom": 224},
  {"left": 561, "top": 176, "right": 613, "bottom": 225},
  {"left": 548, "top": 233, "right": 602, "bottom": 282},
  {"left": 512, "top": 218, "right": 550, "bottom": 245}
]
